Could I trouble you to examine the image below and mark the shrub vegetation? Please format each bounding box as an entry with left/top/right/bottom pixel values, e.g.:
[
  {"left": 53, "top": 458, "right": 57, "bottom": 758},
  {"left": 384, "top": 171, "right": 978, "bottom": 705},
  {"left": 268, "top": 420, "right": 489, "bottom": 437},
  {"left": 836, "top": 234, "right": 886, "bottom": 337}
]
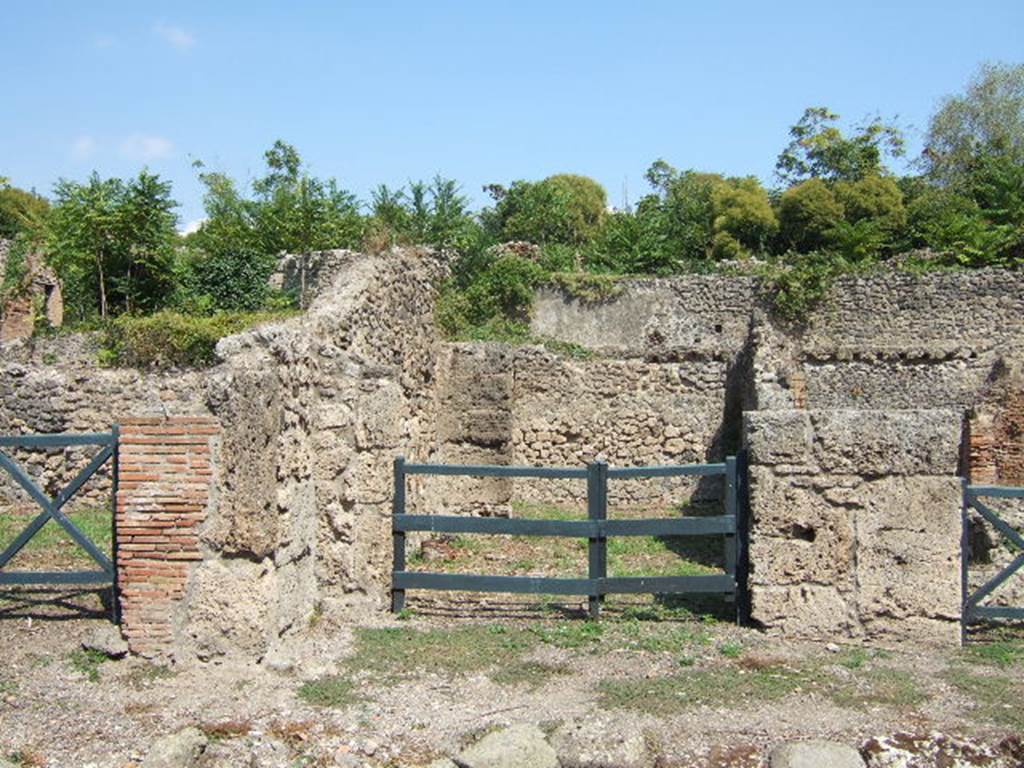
[{"left": 1, "top": 62, "right": 1020, "bottom": 358}]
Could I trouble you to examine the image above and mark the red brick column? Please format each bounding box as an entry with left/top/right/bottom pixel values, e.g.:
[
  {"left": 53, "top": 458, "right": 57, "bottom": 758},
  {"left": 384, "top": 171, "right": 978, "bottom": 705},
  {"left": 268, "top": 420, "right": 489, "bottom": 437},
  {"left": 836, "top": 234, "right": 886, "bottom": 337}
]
[{"left": 116, "top": 417, "right": 219, "bottom": 658}]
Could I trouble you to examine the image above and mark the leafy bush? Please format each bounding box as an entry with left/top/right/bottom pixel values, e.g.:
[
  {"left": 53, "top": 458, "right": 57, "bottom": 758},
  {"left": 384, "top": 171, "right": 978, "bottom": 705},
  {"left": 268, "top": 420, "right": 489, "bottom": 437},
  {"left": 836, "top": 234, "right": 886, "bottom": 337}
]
[
  {"left": 485, "top": 174, "right": 608, "bottom": 245},
  {"left": 710, "top": 176, "right": 778, "bottom": 258},
  {"left": 832, "top": 174, "right": 907, "bottom": 254},
  {"left": 778, "top": 179, "right": 844, "bottom": 252},
  {"left": 172, "top": 246, "right": 278, "bottom": 312},
  {"left": 0, "top": 236, "right": 30, "bottom": 300},
  {"left": 100, "top": 309, "right": 298, "bottom": 368},
  {"left": 0, "top": 182, "right": 49, "bottom": 240},
  {"left": 759, "top": 252, "right": 848, "bottom": 322},
  {"left": 435, "top": 251, "right": 546, "bottom": 338}
]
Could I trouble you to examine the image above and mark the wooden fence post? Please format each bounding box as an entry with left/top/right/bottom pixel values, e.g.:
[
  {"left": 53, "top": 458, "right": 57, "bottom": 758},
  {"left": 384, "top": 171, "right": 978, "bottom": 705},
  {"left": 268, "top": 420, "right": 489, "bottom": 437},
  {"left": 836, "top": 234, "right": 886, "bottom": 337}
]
[
  {"left": 391, "top": 456, "right": 406, "bottom": 614},
  {"left": 588, "top": 460, "right": 608, "bottom": 619}
]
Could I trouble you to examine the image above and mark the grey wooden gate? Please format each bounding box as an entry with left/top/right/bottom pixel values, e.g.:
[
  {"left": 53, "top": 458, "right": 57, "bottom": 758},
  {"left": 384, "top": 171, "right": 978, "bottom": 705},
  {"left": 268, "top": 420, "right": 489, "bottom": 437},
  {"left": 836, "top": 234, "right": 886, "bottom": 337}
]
[
  {"left": 0, "top": 430, "right": 119, "bottom": 617},
  {"left": 391, "top": 454, "right": 749, "bottom": 621},
  {"left": 962, "top": 482, "right": 1024, "bottom": 626}
]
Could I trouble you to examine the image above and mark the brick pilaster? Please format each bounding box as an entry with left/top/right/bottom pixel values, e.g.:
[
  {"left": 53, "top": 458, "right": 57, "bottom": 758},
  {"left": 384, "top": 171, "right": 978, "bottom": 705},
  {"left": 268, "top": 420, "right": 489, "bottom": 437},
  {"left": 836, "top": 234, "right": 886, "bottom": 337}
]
[{"left": 115, "top": 416, "right": 219, "bottom": 658}]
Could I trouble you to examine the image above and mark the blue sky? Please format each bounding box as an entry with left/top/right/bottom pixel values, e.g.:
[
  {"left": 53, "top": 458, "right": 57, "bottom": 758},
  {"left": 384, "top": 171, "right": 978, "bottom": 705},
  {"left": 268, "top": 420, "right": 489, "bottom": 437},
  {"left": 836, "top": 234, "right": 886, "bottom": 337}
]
[{"left": 2, "top": 1, "right": 1022, "bottom": 230}]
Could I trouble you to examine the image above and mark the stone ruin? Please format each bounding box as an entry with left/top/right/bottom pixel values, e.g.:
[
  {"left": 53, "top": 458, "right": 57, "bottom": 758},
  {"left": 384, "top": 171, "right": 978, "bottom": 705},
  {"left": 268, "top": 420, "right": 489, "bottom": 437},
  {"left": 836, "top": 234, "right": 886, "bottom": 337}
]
[
  {"left": 0, "top": 245, "right": 1022, "bottom": 661},
  {"left": 0, "top": 238, "right": 63, "bottom": 342}
]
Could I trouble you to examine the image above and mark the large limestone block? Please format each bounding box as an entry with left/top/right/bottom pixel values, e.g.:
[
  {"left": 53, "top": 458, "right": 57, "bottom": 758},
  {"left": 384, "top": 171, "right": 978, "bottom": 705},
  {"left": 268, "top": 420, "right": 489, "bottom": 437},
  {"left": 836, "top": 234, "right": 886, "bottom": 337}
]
[
  {"left": 207, "top": 365, "right": 283, "bottom": 559},
  {"left": 747, "top": 469, "right": 856, "bottom": 587},
  {"left": 744, "top": 410, "right": 814, "bottom": 467},
  {"left": 456, "top": 723, "right": 559, "bottom": 768},
  {"left": 183, "top": 558, "right": 276, "bottom": 661},
  {"left": 809, "top": 409, "right": 960, "bottom": 476},
  {"left": 855, "top": 476, "right": 962, "bottom": 645},
  {"left": 750, "top": 584, "right": 858, "bottom": 640},
  {"left": 355, "top": 380, "right": 406, "bottom": 449},
  {"left": 769, "top": 740, "right": 864, "bottom": 768}
]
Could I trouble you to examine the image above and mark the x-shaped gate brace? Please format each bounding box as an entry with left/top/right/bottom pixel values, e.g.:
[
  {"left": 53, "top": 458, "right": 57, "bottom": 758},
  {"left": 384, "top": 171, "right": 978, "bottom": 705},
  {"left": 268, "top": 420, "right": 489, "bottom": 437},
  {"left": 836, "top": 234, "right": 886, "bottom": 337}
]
[
  {"left": 963, "top": 483, "right": 1024, "bottom": 623},
  {"left": 0, "top": 431, "right": 118, "bottom": 590}
]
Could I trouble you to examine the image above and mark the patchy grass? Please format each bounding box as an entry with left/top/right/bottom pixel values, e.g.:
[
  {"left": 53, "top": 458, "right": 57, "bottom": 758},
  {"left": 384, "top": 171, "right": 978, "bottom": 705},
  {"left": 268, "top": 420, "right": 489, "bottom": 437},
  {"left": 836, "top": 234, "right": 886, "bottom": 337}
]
[
  {"left": 827, "top": 667, "right": 927, "bottom": 710},
  {"left": 945, "top": 667, "right": 1024, "bottom": 730},
  {"left": 599, "top": 655, "right": 929, "bottom": 717},
  {"left": 964, "top": 639, "right": 1024, "bottom": 668},
  {"left": 0, "top": 508, "right": 111, "bottom": 569},
  {"left": 125, "top": 662, "right": 177, "bottom": 689},
  {"left": 598, "top": 664, "right": 808, "bottom": 716},
  {"left": 297, "top": 676, "right": 361, "bottom": 709},
  {"left": 67, "top": 649, "right": 107, "bottom": 682},
  {"left": 346, "top": 625, "right": 536, "bottom": 679},
  {"left": 528, "top": 621, "right": 604, "bottom": 649},
  {"left": 489, "top": 660, "right": 570, "bottom": 689},
  {"left": 0, "top": 675, "right": 17, "bottom": 695},
  {"left": 718, "top": 641, "right": 744, "bottom": 658}
]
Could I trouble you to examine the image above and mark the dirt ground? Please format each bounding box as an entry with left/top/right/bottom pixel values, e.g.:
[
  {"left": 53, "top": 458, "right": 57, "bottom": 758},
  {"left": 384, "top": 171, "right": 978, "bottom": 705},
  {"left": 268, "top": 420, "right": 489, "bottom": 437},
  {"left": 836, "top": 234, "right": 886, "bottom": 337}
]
[{"left": 1, "top": 586, "right": 1023, "bottom": 768}]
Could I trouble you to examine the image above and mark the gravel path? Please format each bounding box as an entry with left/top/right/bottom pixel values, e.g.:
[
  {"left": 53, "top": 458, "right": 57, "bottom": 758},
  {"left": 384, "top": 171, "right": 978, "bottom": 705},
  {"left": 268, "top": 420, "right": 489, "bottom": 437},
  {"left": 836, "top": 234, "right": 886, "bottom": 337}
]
[{"left": 0, "top": 588, "right": 1021, "bottom": 767}]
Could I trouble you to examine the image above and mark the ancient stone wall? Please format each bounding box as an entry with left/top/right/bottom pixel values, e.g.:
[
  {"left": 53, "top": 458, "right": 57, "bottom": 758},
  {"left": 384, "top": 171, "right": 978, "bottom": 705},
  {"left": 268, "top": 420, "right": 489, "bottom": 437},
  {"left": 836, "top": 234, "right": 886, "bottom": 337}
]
[
  {"left": 3, "top": 261, "right": 1023, "bottom": 654},
  {"left": 0, "top": 247, "right": 451, "bottom": 662},
  {"left": 0, "top": 349, "right": 207, "bottom": 515}
]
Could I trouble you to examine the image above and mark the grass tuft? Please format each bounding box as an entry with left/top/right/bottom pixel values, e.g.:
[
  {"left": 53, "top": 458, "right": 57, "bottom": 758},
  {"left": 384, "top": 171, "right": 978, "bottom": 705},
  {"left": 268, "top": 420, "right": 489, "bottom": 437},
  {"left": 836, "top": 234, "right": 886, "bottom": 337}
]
[
  {"left": 68, "top": 649, "right": 107, "bottom": 682},
  {"left": 297, "top": 676, "right": 360, "bottom": 709}
]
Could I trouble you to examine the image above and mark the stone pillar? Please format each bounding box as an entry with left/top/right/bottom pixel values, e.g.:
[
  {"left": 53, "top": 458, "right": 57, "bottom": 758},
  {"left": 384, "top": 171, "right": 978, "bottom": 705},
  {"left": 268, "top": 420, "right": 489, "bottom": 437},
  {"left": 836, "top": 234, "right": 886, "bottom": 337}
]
[
  {"left": 116, "top": 416, "right": 219, "bottom": 658},
  {"left": 743, "top": 409, "right": 962, "bottom": 646}
]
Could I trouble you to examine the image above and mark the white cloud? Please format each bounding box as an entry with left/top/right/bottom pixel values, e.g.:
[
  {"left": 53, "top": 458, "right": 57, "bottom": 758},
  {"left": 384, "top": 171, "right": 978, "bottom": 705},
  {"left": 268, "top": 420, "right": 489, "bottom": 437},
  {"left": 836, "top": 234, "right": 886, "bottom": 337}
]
[
  {"left": 154, "top": 22, "right": 196, "bottom": 51},
  {"left": 71, "top": 135, "right": 98, "bottom": 160},
  {"left": 93, "top": 34, "right": 116, "bottom": 49},
  {"left": 180, "top": 218, "right": 206, "bottom": 236},
  {"left": 119, "top": 134, "right": 175, "bottom": 161}
]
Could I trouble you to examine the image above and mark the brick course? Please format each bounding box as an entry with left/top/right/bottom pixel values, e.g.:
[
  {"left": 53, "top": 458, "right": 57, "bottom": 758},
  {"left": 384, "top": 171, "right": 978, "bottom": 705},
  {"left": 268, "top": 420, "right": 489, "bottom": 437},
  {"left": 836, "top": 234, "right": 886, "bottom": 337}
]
[{"left": 116, "top": 416, "right": 219, "bottom": 658}]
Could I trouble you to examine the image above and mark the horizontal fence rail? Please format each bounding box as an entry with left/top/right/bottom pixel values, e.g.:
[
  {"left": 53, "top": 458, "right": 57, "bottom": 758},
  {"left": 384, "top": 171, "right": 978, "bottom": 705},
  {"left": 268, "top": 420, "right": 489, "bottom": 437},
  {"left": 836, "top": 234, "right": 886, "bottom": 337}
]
[
  {"left": 391, "top": 454, "right": 748, "bottom": 621},
  {"left": 0, "top": 430, "right": 119, "bottom": 618},
  {"left": 962, "top": 482, "right": 1024, "bottom": 626}
]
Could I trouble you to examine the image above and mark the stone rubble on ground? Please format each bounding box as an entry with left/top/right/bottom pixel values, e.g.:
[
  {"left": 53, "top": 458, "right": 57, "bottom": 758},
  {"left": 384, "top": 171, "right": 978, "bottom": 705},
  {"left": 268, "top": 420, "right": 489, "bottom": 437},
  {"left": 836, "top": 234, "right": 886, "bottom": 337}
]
[
  {"left": 548, "top": 717, "right": 654, "bottom": 768},
  {"left": 142, "top": 727, "right": 208, "bottom": 768},
  {"left": 81, "top": 623, "right": 130, "bottom": 659},
  {"left": 454, "top": 723, "right": 560, "bottom": 768},
  {"left": 769, "top": 739, "right": 865, "bottom": 768},
  {"left": 861, "top": 732, "right": 1024, "bottom": 768}
]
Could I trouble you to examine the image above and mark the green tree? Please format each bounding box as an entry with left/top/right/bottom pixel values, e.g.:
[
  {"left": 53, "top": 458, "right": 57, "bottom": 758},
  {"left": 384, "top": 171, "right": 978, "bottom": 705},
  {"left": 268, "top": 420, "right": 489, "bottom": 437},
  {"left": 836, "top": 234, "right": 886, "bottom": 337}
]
[
  {"left": 832, "top": 174, "right": 907, "bottom": 256},
  {"left": 0, "top": 180, "right": 49, "bottom": 239},
  {"left": 710, "top": 176, "right": 778, "bottom": 259},
  {"left": 777, "top": 179, "right": 845, "bottom": 252},
  {"left": 368, "top": 176, "right": 476, "bottom": 250},
  {"left": 252, "top": 140, "right": 363, "bottom": 255},
  {"left": 48, "top": 171, "right": 177, "bottom": 319},
  {"left": 485, "top": 174, "right": 607, "bottom": 245},
  {"left": 776, "top": 107, "right": 905, "bottom": 184},
  {"left": 923, "top": 62, "right": 1024, "bottom": 190}
]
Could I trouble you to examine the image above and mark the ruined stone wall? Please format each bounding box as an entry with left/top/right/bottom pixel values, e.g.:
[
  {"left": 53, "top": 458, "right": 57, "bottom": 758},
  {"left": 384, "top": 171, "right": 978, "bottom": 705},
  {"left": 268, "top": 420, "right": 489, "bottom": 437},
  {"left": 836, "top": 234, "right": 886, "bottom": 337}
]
[
  {"left": 743, "top": 409, "right": 963, "bottom": 646},
  {"left": 183, "top": 247, "right": 450, "bottom": 663},
  {"left": 0, "top": 342, "right": 208, "bottom": 515},
  {"left": 0, "top": 247, "right": 450, "bottom": 662},
  {"left": 3, "top": 261, "right": 1023, "bottom": 653},
  {"left": 424, "top": 341, "right": 744, "bottom": 515}
]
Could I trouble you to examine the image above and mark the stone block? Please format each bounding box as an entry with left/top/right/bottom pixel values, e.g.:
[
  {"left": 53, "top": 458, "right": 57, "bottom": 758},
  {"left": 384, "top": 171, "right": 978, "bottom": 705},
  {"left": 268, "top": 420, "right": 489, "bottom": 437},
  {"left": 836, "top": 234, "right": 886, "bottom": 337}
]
[
  {"left": 743, "top": 410, "right": 813, "bottom": 466},
  {"left": 809, "top": 409, "right": 960, "bottom": 476},
  {"left": 750, "top": 584, "right": 859, "bottom": 640},
  {"left": 854, "top": 476, "right": 962, "bottom": 644}
]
